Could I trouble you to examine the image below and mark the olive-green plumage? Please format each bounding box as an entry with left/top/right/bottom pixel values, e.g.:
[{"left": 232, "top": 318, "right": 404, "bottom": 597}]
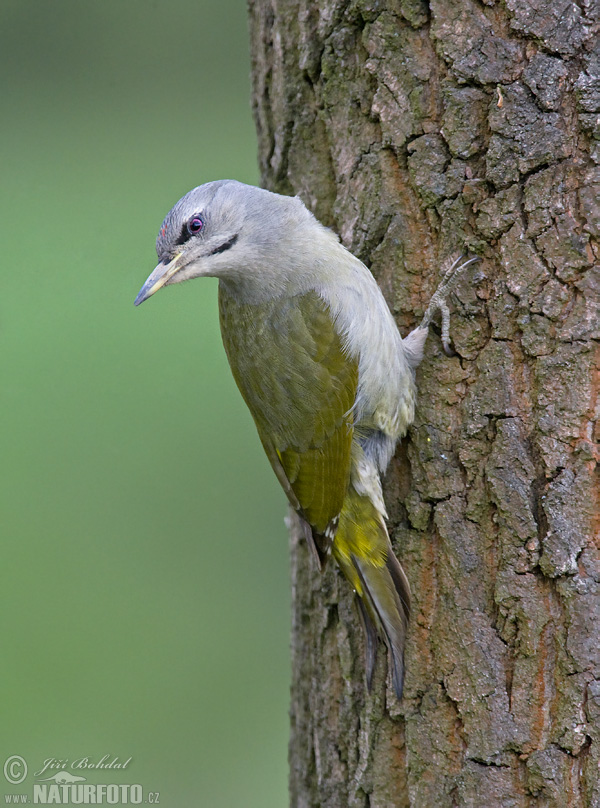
[
  {"left": 218, "top": 287, "right": 356, "bottom": 543},
  {"left": 218, "top": 284, "right": 410, "bottom": 694},
  {"left": 135, "top": 179, "right": 444, "bottom": 698}
]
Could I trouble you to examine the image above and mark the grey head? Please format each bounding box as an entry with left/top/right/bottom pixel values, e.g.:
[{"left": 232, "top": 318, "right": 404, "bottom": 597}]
[{"left": 134, "top": 180, "right": 323, "bottom": 306}]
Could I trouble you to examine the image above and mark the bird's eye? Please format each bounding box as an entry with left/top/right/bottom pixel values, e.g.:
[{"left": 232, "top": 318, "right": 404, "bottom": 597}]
[{"left": 187, "top": 215, "right": 204, "bottom": 235}]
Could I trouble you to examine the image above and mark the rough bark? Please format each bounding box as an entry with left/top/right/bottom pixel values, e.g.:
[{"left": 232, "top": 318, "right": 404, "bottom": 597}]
[{"left": 248, "top": 1, "right": 600, "bottom": 805}]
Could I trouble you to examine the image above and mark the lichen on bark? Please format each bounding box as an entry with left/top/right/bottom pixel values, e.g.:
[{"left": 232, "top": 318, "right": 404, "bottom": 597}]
[{"left": 248, "top": 0, "right": 600, "bottom": 804}]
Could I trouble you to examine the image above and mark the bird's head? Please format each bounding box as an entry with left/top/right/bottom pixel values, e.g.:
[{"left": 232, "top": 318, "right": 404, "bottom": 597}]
[{"left": 134, "top": 180, "right": 322, "bottom": 306}]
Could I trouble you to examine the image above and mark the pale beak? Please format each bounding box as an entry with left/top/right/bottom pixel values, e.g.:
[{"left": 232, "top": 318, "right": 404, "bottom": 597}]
[{"left": 134, "top": 252, "right": 184, "bottom": 306}]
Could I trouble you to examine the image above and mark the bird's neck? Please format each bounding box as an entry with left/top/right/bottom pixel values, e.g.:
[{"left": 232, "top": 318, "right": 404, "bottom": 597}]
[{"left": 218, "top": 226, "right": 359, "bottom": 305}]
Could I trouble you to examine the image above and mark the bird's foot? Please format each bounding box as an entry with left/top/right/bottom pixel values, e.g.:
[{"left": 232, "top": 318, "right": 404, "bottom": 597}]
[{"left": 419, "top": 254, "right": 480, "bottom": 356}]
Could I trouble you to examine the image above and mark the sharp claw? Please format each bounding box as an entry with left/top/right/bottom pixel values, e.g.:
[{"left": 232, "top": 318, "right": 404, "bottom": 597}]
[
  {"left": 419, "top": 254, "right": 481, "bottom": 349},
  {"left": 442, "top": 342, "right": 457, "bottom": 357},
  {"left": 443, "top": 254, "right": 464, "bottom": 281}
]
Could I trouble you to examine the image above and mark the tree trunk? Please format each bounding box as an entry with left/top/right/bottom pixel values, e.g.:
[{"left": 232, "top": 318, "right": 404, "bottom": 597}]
[{"left": 248, "top": 2, "right": 600, "bottom": 805}]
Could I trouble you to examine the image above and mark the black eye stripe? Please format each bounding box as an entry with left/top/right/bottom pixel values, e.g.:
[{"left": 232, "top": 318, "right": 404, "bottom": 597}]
[
  {"left": 209, "top": 233, "right": 238, "bottom": 255},
  {"left": 172, "top": 221, "right": 237, "bottom": 254},
  {"left": 175, "top": 223, "right": 190, "bottom": 247},
  {"left": 174, "top": 214, "right": 205, "bottom": 246}
]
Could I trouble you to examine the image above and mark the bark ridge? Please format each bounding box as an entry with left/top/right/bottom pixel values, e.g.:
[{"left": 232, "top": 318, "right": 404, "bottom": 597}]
[{"left": 248, "top": 1, "right": 600, "bottom": 804}]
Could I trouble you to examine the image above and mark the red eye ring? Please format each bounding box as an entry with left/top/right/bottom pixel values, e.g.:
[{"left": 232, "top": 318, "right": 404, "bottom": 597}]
[{"left": 187, "top": 215, "right": 204, "bottom": 235}]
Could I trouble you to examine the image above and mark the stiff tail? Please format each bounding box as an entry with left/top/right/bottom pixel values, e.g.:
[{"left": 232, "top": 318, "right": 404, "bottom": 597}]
[{"left": 333, "top": 487, "right": 411, "bottom": 698}]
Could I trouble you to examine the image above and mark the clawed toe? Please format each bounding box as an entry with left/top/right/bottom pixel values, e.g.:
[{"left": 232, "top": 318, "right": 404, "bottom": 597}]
[{"left": 419, "top": 254, "right": 480, "bottom": 354}]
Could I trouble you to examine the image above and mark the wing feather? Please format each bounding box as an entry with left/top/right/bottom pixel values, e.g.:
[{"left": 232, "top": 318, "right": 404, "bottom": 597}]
[{"left": 218, "top": 286, "right": 358, "bottom": 545}]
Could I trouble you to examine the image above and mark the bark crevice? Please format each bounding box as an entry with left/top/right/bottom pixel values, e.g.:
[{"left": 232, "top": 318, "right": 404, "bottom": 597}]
[{"left": 250, "top": 1, "right": 600, "bottom": 804}]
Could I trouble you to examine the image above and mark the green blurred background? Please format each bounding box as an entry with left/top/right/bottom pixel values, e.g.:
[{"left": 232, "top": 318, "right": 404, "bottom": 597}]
[{"left": 1, "top": 2, "right": 289, "bottom": 805}]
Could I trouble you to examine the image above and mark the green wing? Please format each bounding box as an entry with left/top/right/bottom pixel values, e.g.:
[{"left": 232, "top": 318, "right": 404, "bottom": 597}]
[{"left": 218, "top": 286, "right": 358, "bottom": 542}]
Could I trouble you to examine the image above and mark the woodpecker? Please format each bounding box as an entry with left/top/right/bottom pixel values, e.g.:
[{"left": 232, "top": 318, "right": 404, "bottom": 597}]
[{"left": 135, "top": 180, "right": 476, "bottom": 697}]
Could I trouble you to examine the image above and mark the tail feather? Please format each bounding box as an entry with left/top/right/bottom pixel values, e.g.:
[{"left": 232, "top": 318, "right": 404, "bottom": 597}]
[
  {"left": 333, "top": 487, "right": 411, "bottom": 699},
  {"left": 355, "top": 595, "right": 378, "bottom": 691},
  {"left": 384, "top": 549, "right": 411, "bottom": 619},
  {"left": 353, "top": 553, "right": 410, "bottom": 698}
]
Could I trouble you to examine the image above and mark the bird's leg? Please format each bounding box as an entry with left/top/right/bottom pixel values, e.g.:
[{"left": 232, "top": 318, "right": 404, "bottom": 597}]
[{"left": 419, "top": 254, "right": 480, "bottom": 356}]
